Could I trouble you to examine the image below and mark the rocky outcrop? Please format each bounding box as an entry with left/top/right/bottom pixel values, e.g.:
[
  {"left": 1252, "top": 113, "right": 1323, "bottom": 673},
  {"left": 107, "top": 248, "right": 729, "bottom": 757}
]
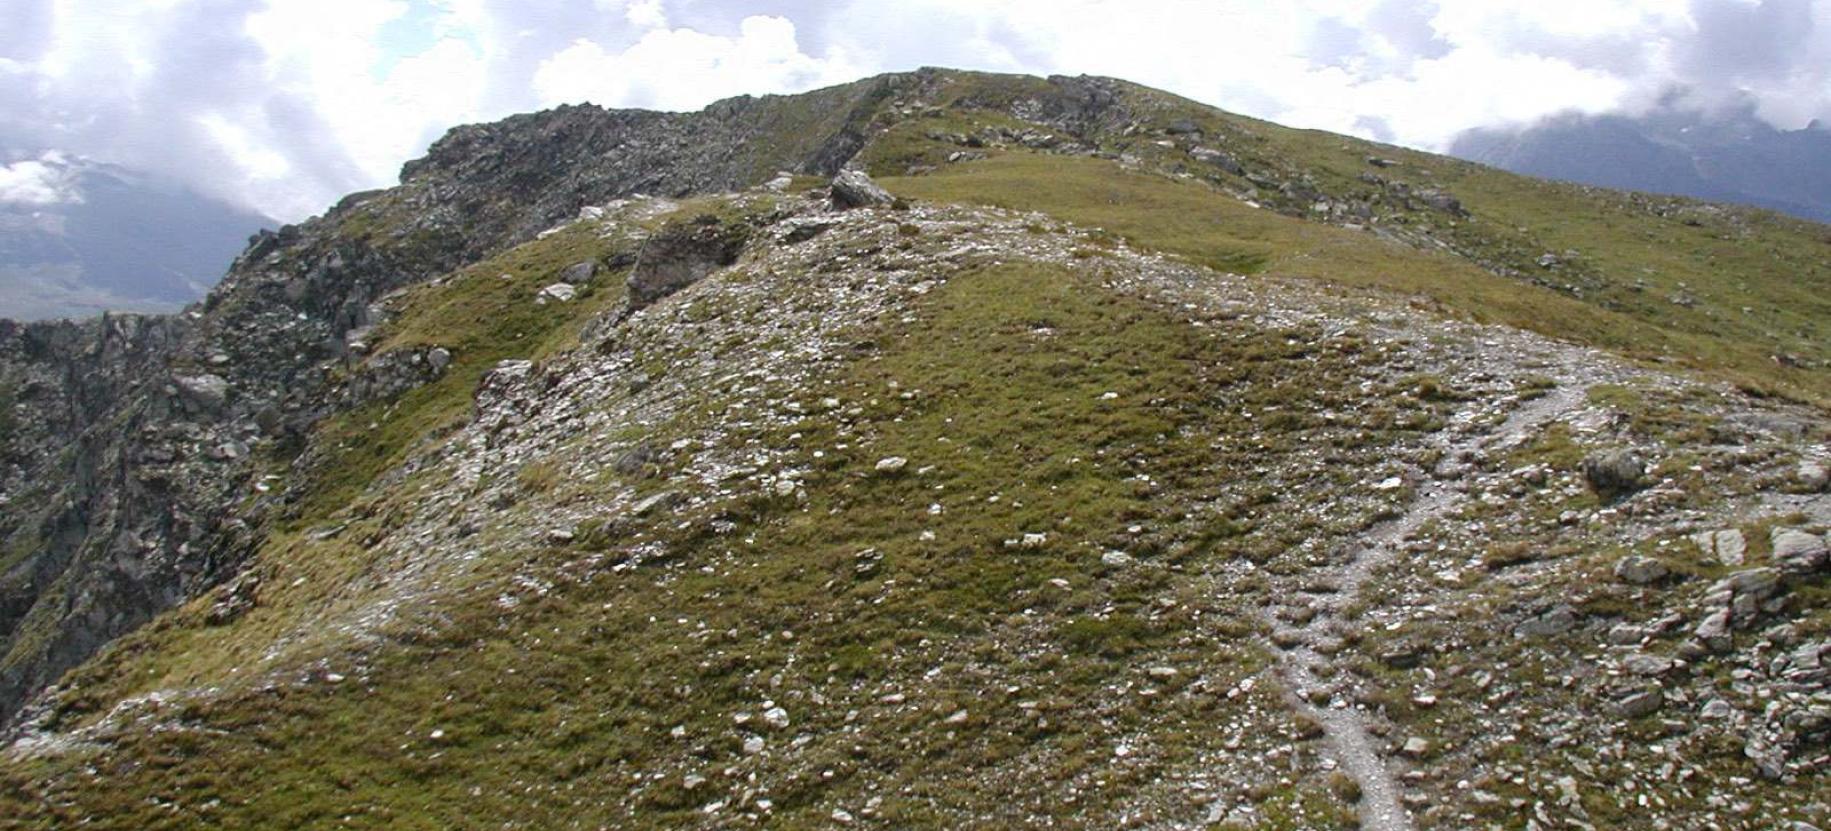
[
  {"left": 0, "top": 72, "right": 938, "bottom": 726},
  {"left": 626, "top": 214, "right": 752, "bottom": 312}
]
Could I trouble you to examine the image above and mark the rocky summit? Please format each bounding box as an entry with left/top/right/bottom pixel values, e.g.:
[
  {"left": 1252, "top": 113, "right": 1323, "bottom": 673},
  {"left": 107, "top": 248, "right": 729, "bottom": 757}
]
[{"left": 0, "top": 68, "right": 1828, "bottom": 830}]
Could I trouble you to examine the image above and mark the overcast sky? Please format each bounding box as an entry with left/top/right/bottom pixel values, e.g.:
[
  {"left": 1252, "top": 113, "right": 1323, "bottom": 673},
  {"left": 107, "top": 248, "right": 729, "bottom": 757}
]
[{"left": 4, "top": 0, "right": 1829, "bottom": 221}]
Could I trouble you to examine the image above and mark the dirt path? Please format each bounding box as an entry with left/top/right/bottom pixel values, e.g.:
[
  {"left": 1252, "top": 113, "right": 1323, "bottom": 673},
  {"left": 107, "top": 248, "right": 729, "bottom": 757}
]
[{"left": 1261, "top": 384, "right": 1587, "bottom": 831}]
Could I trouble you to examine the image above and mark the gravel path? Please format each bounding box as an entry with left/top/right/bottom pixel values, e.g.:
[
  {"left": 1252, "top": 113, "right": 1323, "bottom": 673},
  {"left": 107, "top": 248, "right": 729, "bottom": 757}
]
[{"left": 1262, "top": 383, "right": 1588, "bottom": 831}]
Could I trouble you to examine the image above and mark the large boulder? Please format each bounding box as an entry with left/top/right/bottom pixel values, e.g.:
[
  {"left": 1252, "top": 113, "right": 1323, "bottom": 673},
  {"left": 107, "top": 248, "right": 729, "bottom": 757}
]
[
  {"left": 626, "top": 214, "right": 751, "bottom": 311},
  {"left": 830, "top": 170, "right": 894, "bottom": 210},
  {"left": 173, "top": 373, "right": 230, "bottom": 415},
  {"left": 1772, "top": 529, "right": 1828, "bottom": 574},
  {"left": 560, "top": 261, "right": 597, "bottom": 285},
  {"left": 1582, "top": 449, "right": 1645, "bottom": 497}
]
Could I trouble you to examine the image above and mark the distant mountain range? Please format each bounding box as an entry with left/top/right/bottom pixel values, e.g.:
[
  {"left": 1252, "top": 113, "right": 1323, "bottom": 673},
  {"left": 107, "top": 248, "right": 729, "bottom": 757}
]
[
  {"left": 1452, "top": 107, "right": 1831, "bottom": 224},
  {"left": 0, "top": 153, "right": 272, "bottom": 320},
  {"left": 1450, "top": 106, "right": 1831, "bottom": 224}
]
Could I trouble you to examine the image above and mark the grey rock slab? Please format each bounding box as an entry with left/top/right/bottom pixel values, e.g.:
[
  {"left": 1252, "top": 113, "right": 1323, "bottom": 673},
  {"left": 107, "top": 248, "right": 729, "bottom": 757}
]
[
  {"left": 830, "top": 170, "right": 894, "bottom": 209},
  {"left": 1771, "top": 528, "right": 1828, "bottom": 573},
  {"left": 1615, "top": 689, "right": 1664, "bottom": 718},
  {"left": 1691, "top": 528, "right": 1748, "bottom": 566},
  {"left": 536, "top": 283, "right": 577, "bottom": 303},
  {"left": 173, "top": 373, "right": 230, "bottom": 413},
  {"left": 1615, "top": 555, "right": 1669, "bottom": 585},
  {"left": 1515, "top": 605, "right": 1580, "bottom": 638},
  {"left": 560, "top": 261, "right": 597, "bottom": 285},
  {"left": 1581, "top": 449, "right": 1645, "bottom": 496}
]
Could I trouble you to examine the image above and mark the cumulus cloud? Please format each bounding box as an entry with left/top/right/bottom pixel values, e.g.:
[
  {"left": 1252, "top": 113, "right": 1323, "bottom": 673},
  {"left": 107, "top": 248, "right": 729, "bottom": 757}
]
[
  {"left": 532, "top": 15, "right": 860, "bottom": 110},
  {"left": 4, "top": 0, "right": 1830, "bottom": 221},
  {"left": 0, "top": 154, "right": 83, "bottom": 205}
]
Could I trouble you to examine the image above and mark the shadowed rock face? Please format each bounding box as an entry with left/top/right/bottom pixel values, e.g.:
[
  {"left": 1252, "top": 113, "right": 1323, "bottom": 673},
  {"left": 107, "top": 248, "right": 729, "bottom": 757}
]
[{"left": 626, "top": 214, "right": 752, "bottom": 312}]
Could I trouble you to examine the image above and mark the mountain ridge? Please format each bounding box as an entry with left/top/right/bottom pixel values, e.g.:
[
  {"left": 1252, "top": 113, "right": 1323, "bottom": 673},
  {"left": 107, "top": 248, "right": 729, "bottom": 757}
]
[
  {"left": 1452, "top": 106, "right": 1831, "bottom": 224},
  {"left": 0, "top": 68, "right": 1826, "bottom": 830}
]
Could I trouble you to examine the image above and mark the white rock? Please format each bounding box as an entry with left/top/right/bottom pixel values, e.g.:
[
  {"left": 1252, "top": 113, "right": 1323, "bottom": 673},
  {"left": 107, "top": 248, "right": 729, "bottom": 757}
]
[
  {"left": 763, "top": 707, "right": 790, "bottom": 729},
  {"left": 742, "top": 736, "right": 765, "bottom": 755},
  {"left": 1101, "top": 550, "right": 1134, "bottom": 567},
  {"left": 536, "top": 283, "right": 578, "bottom": 304},
  {"left": 875, "top": 456, "right": 909, "bottom": 474}
]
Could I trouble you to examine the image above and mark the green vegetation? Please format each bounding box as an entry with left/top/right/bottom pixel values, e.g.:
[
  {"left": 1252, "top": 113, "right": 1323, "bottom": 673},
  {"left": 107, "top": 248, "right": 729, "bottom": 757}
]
[
  {"left": 883, "top": 148, "right": 1829, "bottom": 402},
  {"left": 3, "top": 260, "right": 1396, "bottom": 829},
  {"left": 282, "top": 223, "right": 631, "bottom": 526}
]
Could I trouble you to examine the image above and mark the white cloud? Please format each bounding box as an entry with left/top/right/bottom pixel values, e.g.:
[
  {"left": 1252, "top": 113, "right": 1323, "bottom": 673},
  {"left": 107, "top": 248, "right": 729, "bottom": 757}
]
[
  {"left": 624, "top": 0, "right": 666, "bottom": 29},
  {"left": 532, "top": 15, "right": 860, "bottom": 111},
  {"left": 0, "top": 155, "right": 81, "bottom": 205},
  {"left": 7, "top": 0, "right": 1831, "bottom": 221}
]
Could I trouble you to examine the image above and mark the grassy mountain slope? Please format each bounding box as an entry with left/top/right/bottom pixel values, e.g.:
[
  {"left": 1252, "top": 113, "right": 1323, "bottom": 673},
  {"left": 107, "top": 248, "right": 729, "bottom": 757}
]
[
  {"left": 1, "top": 70, "right": 1827, "bottom": 830},
  {"left": 858, "top": 71, "right": 1831, "bottom": 402}
]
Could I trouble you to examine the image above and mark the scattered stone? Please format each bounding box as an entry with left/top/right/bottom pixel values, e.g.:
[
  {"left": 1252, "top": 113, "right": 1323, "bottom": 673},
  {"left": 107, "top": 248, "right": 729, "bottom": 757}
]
[
  {"left": 1515, "top": 605, "right": 1579, "bottom": 638},
  {"left": 762, "top": 707, "right": 790, "bottom": 729},
  {"left": 1713, "top": 568, "right": 1780, "bottom": 604},
  {"left": 1607, "top": 623, "right": 1650, "bottom": 645},
  {"left": 875, "top": 456, "right": 909, "bottom": 474},
  {"left": 427, "top": 347, "right": 452, "bottom": 373},
  {"left": 830, "top": 170, "right": 894, "bottom": 209},
  {"left": 1101, "top": 550, "right": 1134, "bottom": 567},
  {"left": 1191, "top": 147, "right": 1244, "bottom": 175},
  {"left": 632, "top": 491, "right": 683, "bottom": 517},
  {"left": 742, "top": 736, "right": 765, "bottom": 755},
  {"left": 1797, "top": 459, "right": 1830, "bottom": 492},
  {"left": 1614, "top": 555, "right": 1669, "bottom": 585},
  {"left": 1691, "top": 528, "right": 1747, "bottom": 566},
  {"left": 1401, "top": 737, "right": 1431, "bottom": 758},
  {"left": 1692, "top": 608, "right": 1733, "bottom": 652},
  {"left": 762, "top": 171, "right": 794, "bottom": 192},
  {"left": 1615, "top": 689, "right": 1664, "bottom": 718},
  {"left": 1621, "top": 653, "right": 1675, "bottom": 676}
]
